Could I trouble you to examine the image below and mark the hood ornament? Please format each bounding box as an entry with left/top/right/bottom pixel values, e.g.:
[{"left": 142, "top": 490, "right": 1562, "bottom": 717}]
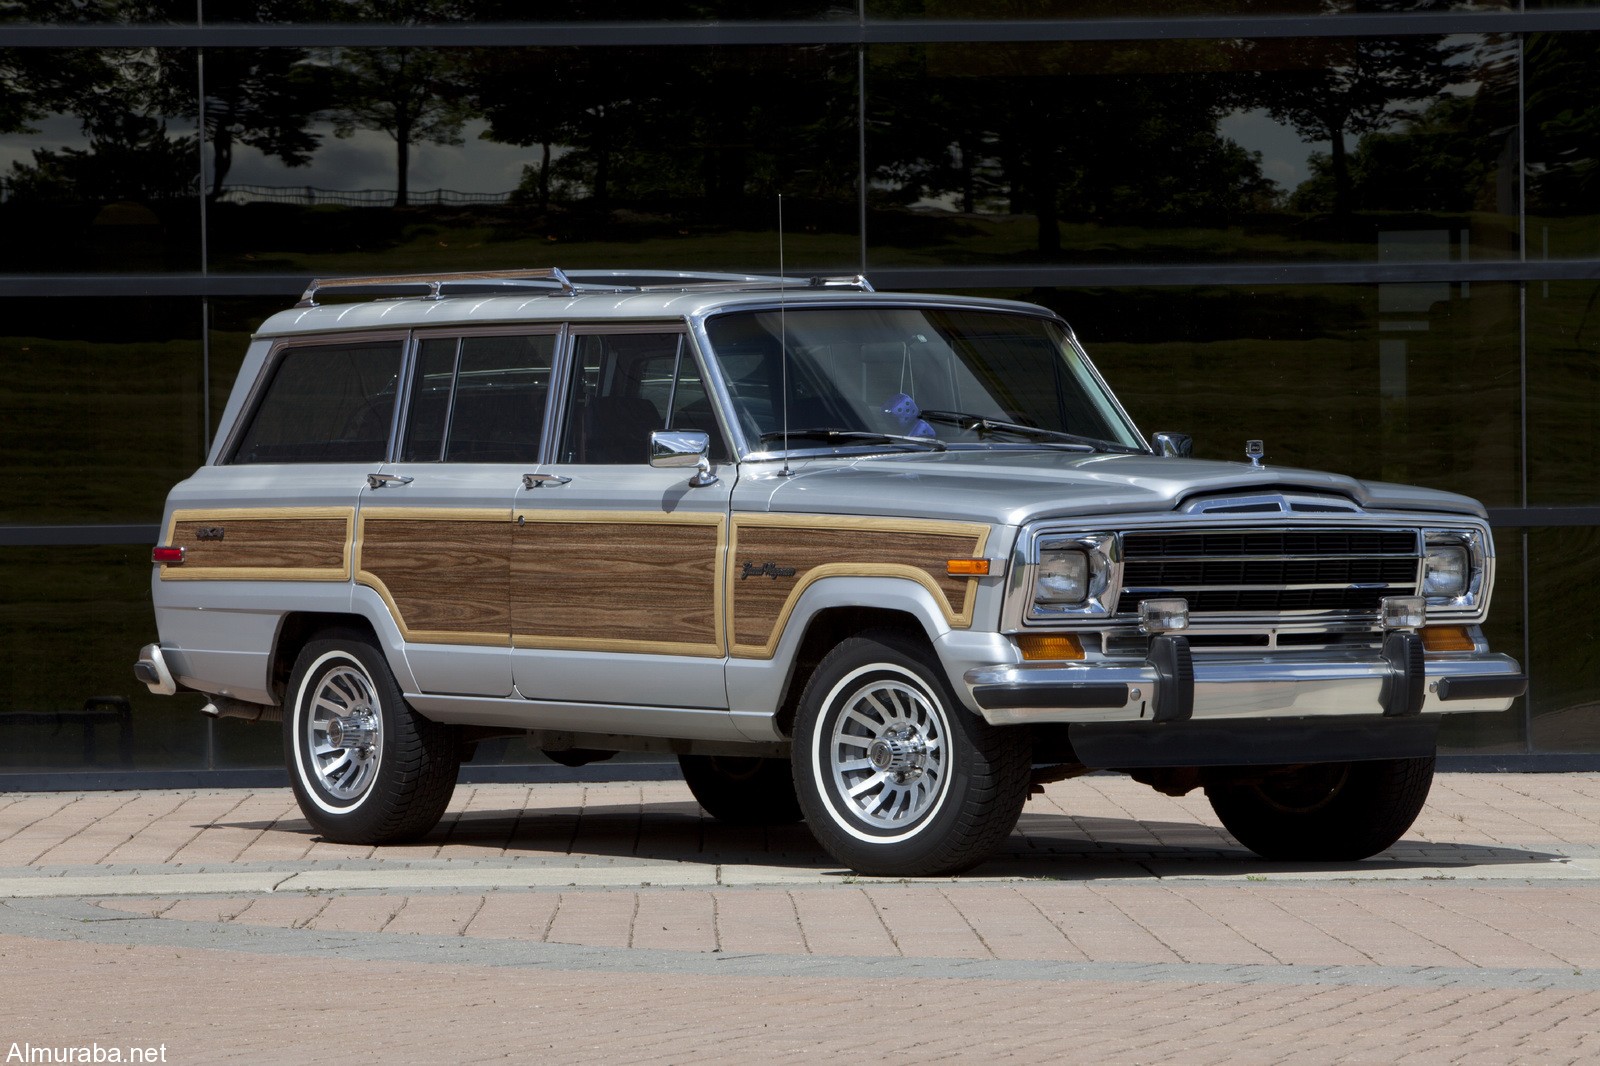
[{"left": 1245, "top": 440, "right": 1265, "bottom": 468}]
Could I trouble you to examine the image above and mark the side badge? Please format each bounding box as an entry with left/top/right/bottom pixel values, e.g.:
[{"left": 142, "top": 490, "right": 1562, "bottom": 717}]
[
  {"left": 741, "top": 561, "right": 797, "bottom": 580},
  {"left": 195, "top": 526, "right": 226, "bottom": 542}
]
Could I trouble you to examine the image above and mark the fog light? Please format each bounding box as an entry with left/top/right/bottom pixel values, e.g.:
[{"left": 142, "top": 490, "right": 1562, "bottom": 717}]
[
  {"left": 1139, "top": 598, "right": 1190, "bottom": 634},
  {"left": 1382, "top": 596, "right": 1426, "bottom": 630}
]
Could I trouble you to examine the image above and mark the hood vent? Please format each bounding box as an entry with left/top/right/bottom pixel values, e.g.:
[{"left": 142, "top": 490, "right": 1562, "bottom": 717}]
[{"left": 1179, "top": 492, "right": 1361, "bottom": 516}]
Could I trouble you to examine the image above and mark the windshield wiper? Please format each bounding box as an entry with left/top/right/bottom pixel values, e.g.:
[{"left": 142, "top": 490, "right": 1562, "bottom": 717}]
[
  {"left": 758, "top": 428, "right": 947, "bottom": 452},
  {"left": 919, "top": 410, "right": 1141, "bottom": 453}
]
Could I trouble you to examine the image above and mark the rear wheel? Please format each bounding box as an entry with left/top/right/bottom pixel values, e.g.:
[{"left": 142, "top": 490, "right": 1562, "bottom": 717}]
[
  {"left": 1205, "top": 756, "right": 1435, "bottom": 861},
  {"left": 678, "top": 755, "right": 803, "bottom": 825},
  {"left": 284, "top": 632, "right": 459, "bottom": 844},
  {"left": 791, "top": 630, "right": 1032, "bottom": 877}
]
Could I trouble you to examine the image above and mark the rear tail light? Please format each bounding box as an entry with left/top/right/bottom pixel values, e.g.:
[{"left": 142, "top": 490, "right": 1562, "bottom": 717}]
[{"left": 152, "top": 546, "right": 186, "bottom": 565}]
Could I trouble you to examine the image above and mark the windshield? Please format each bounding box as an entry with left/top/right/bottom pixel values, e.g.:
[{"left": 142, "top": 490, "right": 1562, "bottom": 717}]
[{"left": 702, "top": 307, "right": 1145, "bottom": 455}]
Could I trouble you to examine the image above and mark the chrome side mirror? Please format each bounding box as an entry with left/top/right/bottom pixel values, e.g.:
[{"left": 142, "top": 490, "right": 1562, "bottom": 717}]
[
  {"left": 1152, "top": 431, "right": 1193, "bottom": 459},
  {"left": 649, "top": 430, "right": 718, "bottom": 487}
]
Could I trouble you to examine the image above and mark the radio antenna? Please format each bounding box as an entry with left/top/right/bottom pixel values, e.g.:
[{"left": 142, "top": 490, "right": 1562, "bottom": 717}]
[{"left": 778, "top": 193, "right": 793, "bottom": 477}]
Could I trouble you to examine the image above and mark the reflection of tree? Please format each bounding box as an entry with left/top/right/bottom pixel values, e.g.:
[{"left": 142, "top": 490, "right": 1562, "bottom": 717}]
[
  {"left": 1525, "top": 32, "right": 1600, "bottom": 213},
  {"left": 323, "top": 1, "right": 471, "bottom": 207},
  {"left": 1243, "top": 5, "right": 1471, "bottom": 219},
  {"left": 7, "top": 111, "right": 197, "bottom": 202}
]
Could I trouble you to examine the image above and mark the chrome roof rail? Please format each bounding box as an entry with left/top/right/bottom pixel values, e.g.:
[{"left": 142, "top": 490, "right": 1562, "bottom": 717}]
[
  {"left": 297, "top": 267, "right": 580, "bottom": 307},
  {"left": 295, "top": 267, "right": 877, "bottom": 307}
]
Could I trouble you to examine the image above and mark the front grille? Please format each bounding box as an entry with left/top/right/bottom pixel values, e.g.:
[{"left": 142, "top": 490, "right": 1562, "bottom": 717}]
[{"left": 1116, "top": 527, "right": 1421, "bottom": 619}]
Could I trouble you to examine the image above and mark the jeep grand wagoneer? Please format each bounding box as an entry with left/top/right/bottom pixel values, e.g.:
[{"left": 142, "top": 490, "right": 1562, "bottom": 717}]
[{"left": 136, "top": 268, "right": 1526, "bottom": 876}]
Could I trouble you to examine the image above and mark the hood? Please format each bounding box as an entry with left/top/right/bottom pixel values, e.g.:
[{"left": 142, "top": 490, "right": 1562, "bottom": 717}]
[{"left": 733, "top": 449, "right": 1487, "bottom": 526}]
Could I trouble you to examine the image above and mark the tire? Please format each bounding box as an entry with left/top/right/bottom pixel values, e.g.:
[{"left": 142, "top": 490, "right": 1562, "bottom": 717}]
[
  {"left": 283, "top": 631, "right": 460, "bottom": 844},
  {"left": 791, "top": 629, "right": 1032, "bottom": 877},
  {"left": 1205, "top": 755, "right": 1435, "bottom": 862},
  {"left": 678, "top": 754, "right": 803, "bottom": 825}
]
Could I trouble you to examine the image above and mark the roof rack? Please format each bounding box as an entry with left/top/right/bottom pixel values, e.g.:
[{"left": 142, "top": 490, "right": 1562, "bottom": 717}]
[{"left": 295, "top": 268, "right": 874, "bottom": 307}]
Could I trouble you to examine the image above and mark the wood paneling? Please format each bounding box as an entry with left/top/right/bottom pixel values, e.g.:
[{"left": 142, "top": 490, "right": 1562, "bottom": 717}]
[
  {"left": 730, "top": 516, "right": 990, "bottom": 657},
  {"left": 512, "top": 514, "right": 723, "bottom": 655},
  {"left": 161, "top": 508, "right": 353, "bottom": 581},
  {"left": 357, "top": 513, "right": 512, "bottom": 644}
]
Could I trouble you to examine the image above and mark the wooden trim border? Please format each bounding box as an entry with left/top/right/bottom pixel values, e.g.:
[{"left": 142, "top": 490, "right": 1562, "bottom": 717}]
[{"left": 159, "top": 507, "right": 355, "bottom": 582}]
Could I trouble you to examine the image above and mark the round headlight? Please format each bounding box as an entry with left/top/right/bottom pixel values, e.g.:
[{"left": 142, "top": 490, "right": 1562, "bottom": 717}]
[
  {"left": 1423, "top": 544, "right": 1469, "bottom": 599},
  {"left": 1037, "top": 549, "right": 1090, "bottom": 604}
]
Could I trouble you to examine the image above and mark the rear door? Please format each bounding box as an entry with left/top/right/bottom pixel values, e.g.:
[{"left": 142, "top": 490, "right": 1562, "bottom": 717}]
[{"left": 357, "top": 329, "right": 558, "bottom": 697}]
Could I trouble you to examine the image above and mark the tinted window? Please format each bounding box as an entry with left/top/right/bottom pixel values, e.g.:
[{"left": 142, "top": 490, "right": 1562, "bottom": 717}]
[
  {"left": 401, "top": 334, "right": 555, "bottom": 464},
  {"left": 559, "top": 333, "right": 727, "bottom": 464},
  {"left": 230, "top": 340, "right": 403, "bottom": 464}
]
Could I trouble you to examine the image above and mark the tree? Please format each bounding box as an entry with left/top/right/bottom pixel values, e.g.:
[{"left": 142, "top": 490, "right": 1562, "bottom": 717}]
[
  {"left": 321, "top": 0, "right": 472, "bottom": 206},
  {"left": 1241, "top": 2, "right": 1472, "bottom": 219}
]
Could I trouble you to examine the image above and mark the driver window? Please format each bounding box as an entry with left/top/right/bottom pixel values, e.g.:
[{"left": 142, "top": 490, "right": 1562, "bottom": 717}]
[{"left": 558, "top": 333, "right": 728, "bottom": 463}]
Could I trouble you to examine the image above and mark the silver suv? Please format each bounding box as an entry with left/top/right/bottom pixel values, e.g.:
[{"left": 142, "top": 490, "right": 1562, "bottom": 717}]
[{"left": 135, "top": 268, "right": 1526, "bottom": 876}]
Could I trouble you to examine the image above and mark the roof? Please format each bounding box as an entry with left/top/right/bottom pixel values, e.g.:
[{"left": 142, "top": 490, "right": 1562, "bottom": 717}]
[{"left": 252, "top": 267, "right": 1052, "bottom": 338}]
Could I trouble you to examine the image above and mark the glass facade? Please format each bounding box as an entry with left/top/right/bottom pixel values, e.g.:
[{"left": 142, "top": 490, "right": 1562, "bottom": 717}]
[{"left": 3, "top": 4, "right": 1598, "bottom": 776}]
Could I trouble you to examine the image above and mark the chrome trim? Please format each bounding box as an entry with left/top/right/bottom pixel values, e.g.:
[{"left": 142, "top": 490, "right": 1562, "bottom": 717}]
[
  {"left": 965, "top": 647, "right": 1524, "bottom": 727},
  {"left": 522, "top": 472, "right": 572, "bottom": 489},
  {"left": 1003, "top": 514, "right": 1496, "bottom": 632},
  {"left": 135, "top": 643, "right": 177, "bottom": 696}
]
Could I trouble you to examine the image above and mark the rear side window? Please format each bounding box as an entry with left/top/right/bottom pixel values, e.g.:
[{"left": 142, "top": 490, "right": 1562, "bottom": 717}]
[
  {"left": 401, "top": 333, "right": 555, "bottom": 463},
  {"left": 230, "top": 340, "right": 403, "bottom": 464}
]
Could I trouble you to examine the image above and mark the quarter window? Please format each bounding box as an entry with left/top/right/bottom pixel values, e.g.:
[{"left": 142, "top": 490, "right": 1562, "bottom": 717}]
[{"left": 230, "top": 340, "right": 403, "bottom": 464}]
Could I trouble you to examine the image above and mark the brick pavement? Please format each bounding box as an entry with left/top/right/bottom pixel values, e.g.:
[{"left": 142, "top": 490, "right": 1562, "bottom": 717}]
[{"left": 2, "top": 773, "right": 1600, "bottom": 1063}]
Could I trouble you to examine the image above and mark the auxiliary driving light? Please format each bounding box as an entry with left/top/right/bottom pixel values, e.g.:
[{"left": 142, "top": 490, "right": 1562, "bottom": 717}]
[
  {"left": 1139, "top": 598, "right": 1190, "bottom": 634},
  {"left": 1382, "top": 596, "right": 1426, "bottom": 630}
]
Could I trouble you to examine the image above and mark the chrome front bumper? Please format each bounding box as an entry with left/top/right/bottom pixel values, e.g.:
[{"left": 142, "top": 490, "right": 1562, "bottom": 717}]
[{"left": 965, "top": 637, "right": 1526, "bottom": 727}]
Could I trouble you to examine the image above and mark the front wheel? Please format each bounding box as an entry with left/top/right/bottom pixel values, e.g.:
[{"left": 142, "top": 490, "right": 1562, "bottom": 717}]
[
  {"left": 791, "top": 630, "right": 1032, "bottom": 877},
  {"left": 1205, "top": 756, "right": 1435, "bottom": 862},
  {"left": 284, "top": 632, "right": 460, "bottom": 844}
]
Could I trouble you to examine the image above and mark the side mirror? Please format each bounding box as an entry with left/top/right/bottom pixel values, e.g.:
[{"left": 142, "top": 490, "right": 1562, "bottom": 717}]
[
  {"left": 649, "top": 430, "right": 718, "bottom": 487},
  {"left": 1152, "top": 431, "right": 1193, "bottom": 459}
]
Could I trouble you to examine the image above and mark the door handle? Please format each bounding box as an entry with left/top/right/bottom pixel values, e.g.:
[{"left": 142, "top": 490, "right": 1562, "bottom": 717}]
[
  {"left": 366, "top": 473, "right": 415, "bottom": 489},
  {"left": 522, "top": 473, "right": 572, "bottom": 489}
]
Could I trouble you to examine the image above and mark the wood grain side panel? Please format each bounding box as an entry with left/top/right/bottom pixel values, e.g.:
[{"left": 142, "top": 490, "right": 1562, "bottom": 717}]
[
  {"left": 731, "top": 521, "right": 988, "bottom": 655},
  {"left": 161, "top": 508, "right": 353, "bottom": 581},
  {"left": 358, "top": 517, "right": 512, "bottom": 642},
  {"left": 512, "top": 520, "right": 721, "bottom": 653}
]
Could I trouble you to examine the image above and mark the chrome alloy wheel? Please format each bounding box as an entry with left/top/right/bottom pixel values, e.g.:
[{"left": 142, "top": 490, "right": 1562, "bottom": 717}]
[
  {"left": 825, "top": 674, "right": 949, "bottom": 833},
  {"left": 304, "top": 664, "right": 384, "bottom": 802}
]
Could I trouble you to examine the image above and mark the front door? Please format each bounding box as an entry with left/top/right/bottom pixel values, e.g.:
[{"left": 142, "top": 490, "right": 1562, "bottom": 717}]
[{"left": 511, "top": 329, "right": 733, "bottom": 710}]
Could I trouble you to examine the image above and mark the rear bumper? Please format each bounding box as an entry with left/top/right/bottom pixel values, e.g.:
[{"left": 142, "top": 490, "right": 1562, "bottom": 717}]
[
  {"left": 133, "top": 643, "right": 178, "bottom": 697},
  {"left": 965, "top": 637, "right": 1526, "bottom": 727}
]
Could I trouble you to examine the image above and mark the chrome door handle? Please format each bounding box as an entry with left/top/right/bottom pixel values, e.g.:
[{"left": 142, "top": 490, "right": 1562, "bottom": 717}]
[
  {"left": 366, "top": 473, "right": 415, "bottom": 489},
  {"left": 522, "top": 473, "right": 572, "bottom": 489}
]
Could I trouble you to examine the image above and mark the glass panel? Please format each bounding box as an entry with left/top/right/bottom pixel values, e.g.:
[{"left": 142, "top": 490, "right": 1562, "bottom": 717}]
[
  {"left": 0, "top": 298, "right": 204, "bottom": 525},
  {"left": 868, "top": 1, "right": 1513, "bottom": 16},
  {"left": 993, "top": 283, "right": 1521, "bottom": 506},
  {"left": 206, "top": 0, "right": 846, "bottom": 22},
  {"left": 204, "top": 46, "right": 858, "bottom": 276},
  {"left": 1528, "top": 281, "right": 1600, "bottom": 505},
  {"left": 1526, "top": 32, "right": 1600, "bottom": 259},
  {"left": 866, "top": 33, "right": 1519, "bottom": 266},
  {"left": 0, "top": 0, "right": 196, "bottom": 22},
  {"left": 0, "top": 48, "right": 200, "bottom": 271},
  {"left": 705, "top": 307, "right": 1143, "bottom": 452},
  {"left": 1438, "top": 530, "right": 1527, "bottom": 754},
  {"left": 401, "top": 337, "right": 459, "bottom": 462},
  {"left": 444, "top": 333, "right": 555, "bottom": 463},
  {"left": 0, "top": 546, "right": 212, "bottom": 773},
  {"left": 1528, "top": 527, "right": 1600, "bottom": 752},
  {"left": 559, "top": 333, "right": 680, "bottom": 464},
  {"left": 229, "top": 339, "right": 404, "bottom": 464}
]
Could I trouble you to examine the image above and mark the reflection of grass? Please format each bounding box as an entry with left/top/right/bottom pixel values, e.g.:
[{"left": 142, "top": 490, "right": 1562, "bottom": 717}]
[{"left": 0, "top": 546, "right": 278, "bottom": 770}]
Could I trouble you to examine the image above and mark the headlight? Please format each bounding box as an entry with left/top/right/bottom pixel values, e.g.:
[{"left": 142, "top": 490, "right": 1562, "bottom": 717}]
[
  {"left": 1422, "top": 543, "right": 1469, "bottom": 599},
  {"left": 1029, "top": 533, "right": 1119, "bottom": 619},
  {"left": 1421, "top": 529, "right": 1486, "bottom": 614},
  {"left": 1037, "top": 549, "right": 1090, "bottom": 604}
]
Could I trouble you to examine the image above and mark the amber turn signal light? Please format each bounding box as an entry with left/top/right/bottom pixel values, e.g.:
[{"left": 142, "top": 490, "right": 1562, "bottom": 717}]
[
  {"left": 946, "top": 558, "right": 991, "bottom": 577},
  {"left": 1016, "top": 633, "right": 1085, "bottom": 661},
  {"left": 1421, "top": 626, "right": 1476, "bottom": 652}
]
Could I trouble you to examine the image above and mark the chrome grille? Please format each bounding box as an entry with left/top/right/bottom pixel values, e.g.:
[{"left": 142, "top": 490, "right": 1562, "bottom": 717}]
[{"left": 1117, "top": 527, "right": 1422, "bottom": 618}]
